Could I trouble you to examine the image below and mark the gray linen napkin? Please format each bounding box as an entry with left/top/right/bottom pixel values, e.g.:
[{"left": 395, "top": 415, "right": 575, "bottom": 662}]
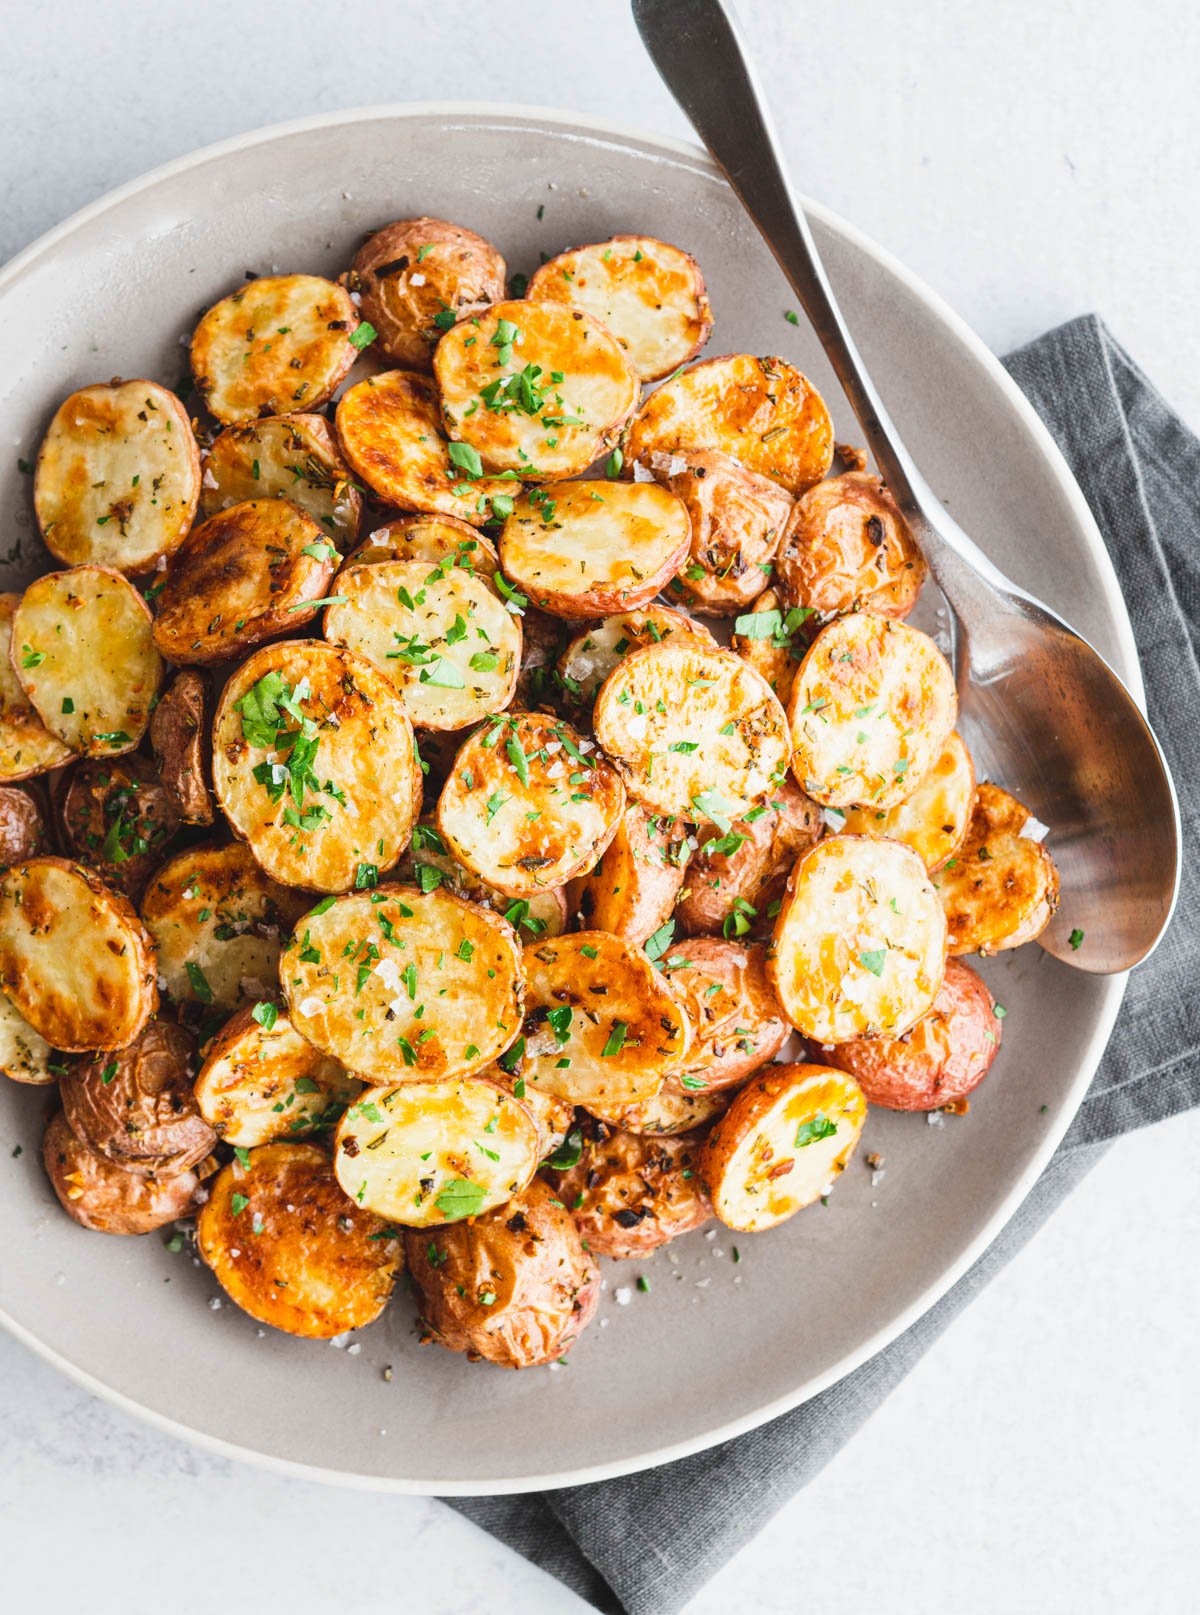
[{"left": 450, "top": 314, "right": 1200, "bottom": 1615}]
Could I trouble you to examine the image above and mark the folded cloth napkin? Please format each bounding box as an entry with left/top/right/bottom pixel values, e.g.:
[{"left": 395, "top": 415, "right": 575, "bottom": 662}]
[{"left": 450, "top": 314, "right": 1200, "bottom": 1615}]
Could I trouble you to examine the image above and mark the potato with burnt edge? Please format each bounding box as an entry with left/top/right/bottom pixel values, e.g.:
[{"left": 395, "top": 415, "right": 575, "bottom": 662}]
[{"left": 549, "top": 1124, "right": 712, "bottom": 1258}]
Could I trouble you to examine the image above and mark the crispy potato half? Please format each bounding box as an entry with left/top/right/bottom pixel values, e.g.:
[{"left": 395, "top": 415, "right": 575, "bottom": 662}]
[
  {"left": 333, "top": 1075, "right": 539, "bottom": 1227},
  {"left": 195, "top": 1004, "right": 361, "bottom": 1146},
  {"left": 701, "top": 1063, "right": 866, "bottom": 1232},
  {"left": 0, "top": 988, "right": 56, "bottom": 1084},
  {"left": 344, "top": 513, "right": 498, "bottom": 578},
  {"left": 141, "top": 842, "right": 309, "bottom": 1012},
  {"left": 520, "top": 931, "right": 688, "bottom": 1109},
  {"left": 280, "top": 884, "right": 523, "bottom": 1085},
  {"left": 149, "top": 670, "right": 214, "bottom": 826},
  {"left": 0, "top": 782, "right": 49, "bottom": 866},
  {"left": 775, "top": 472, "right": 926, "bottom": 619},
  {"left": 60, "top": 1019, "right": 214, "bottom": 1175},
  {"left": 335, "top": 370, "right": 517, "bottom": 526},
  {"left": 408, "top": 1176, "right": 599, "bottom": 1367},
  {"left": 351, "top": 217, "right": 508, "bottom": 370},
  {"left": 788, "top": 613, "right": 957, "bottom": 809},
  {"left": 486, "top": 1066, "right": 575, "bottom": 1162},
  {"left": 58, "top": 754, "right": 179, "bottom": 901},
  {"left": 43, "top": 1108, "right": 205, "bottom": 1235},
  {"left": 934, "top": 781, "right": 1060, "bottom": 955},
  {"left": 0, "top": 857, "right": 156, "bottom": 1051},
  {"left": 655, "top": 449, "right": 794, "bottom": 614},
  {"left": 191, "top": 274, "right": 360, "bottom": 424},
  {"left": 840, "top": 730, "right": 975, "bottom": 872},
  {"left": 663, "top": 938, "right": 789, "bottom": 1092},
  {"left": 201, "top": 414, "right": 363, "bottom": 548},
  {"left": 557, "top": 606, "right": 715, "bottom": 706},
  {"left": 212, "top": 640, "right": 420, "bottom": 892},
  {"left": 586, "top": 1076, "right": 730, "bottom": 1137},
  {"left": 438, "top": 712, "right": 626, "bottom": 899},
  {"left": 550, "top": 1126, "right": 712, "bottom": 1257},
  {"left": 730, "top": 587, "right": 816, "bottom": 710},
  {"left": 0, "top": 594, "right": 73, "bottom": 780},
  {"left": 34, "top": 380, "right": 200, "bottom": 573},
  {"left": 567, "top": 802, "right": 688, "bottom": 944},
  {"left": 499, "top": 479, "right": 691, "bottom": 619},
  {"left": 626, "top": 354, "right": 833, "bottom": 495},
  {"left": 13, "top": 567, "right": 161, "bottom": 756},
  {"left": 197, "top": 1142, "right": 402, "bottom": 1337},
  {"left": 323, "top": 558, "right": 521, "bottom": 730},
  {"left": 770, "top": 837, "right": 946, "bottom": 1043},
  {"left": 395, "top": 822, "right": 568, "bottom": 940},
  {"left": 153, "top": 498, "right": 336, "bottom": 665},
  {"left": 675, "top": 775, "right": 822, "bottom": 937},
  {"left": 434, "top": 300, "right": 639, "bottom": 480},
  {"left": 527, "top": 234, "right": 712, "bottom": 382},
  {"left": 593, "top": 641, "right": 791, "bottom": 823}
]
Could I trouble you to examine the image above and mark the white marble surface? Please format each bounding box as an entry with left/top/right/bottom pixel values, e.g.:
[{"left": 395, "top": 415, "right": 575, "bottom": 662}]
[{"left": 2, "top": 1, "right": 1197, "bottom": 1610}]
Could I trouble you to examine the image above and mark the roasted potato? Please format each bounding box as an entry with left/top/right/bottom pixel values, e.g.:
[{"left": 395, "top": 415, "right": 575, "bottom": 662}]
[
  {"left": 566, "top": 803, "right": 688, "bottom": 944},
  {"left": 625, "top": 354, "right": 833, "bottom": 495},
  {"left": 729, "top": 586, "right": 815, "bottom": 709},
  {"left": 60, "top": 1018, "right": 215, "bottom": 1175},
  {"left": 526, "top": 234, "right": 712, "bottom": 382},
  {"left": 826, "top": 958, "right": 1002, "bottom": 1110},
  {"left": 839, "top": 730, "right": 975, "bottom": 872},
  {"left": 407, "top": 1176, "right": 599, "bottom": 1367},
  {"left": 701, "top": 1063, "right": 866, "bottom": 1232},
  {"left": 434, "top": 300, "right": 639, "bottom": 479},
  {"left": 0, "top": 988, "right": 56, "bottom": 1084},
  {"left": 34, "top": 380, "right": 200, "bottom": 574},
  {"left": 201, "top": 414, "right": 363, "bottom": 548},
  {"left": 350, "top": 217, "right": 508, "bottom": 370},
  {"left": 557, "top": 606, "right": 716, "bottom": 707},
  {"left": 343, "top": 512, "right": 498, "bottom": 578},
  {"left": 58, "top": 754, "right": 179, "bottom": 900},
  {"left": 654, "top": 449, "right": 794, "bottom": 614},
  {"left": 280, "top": 883, "right": 524, "bottom": 1085},
  {"left": 212, "top": 639, "right": 421, "bottom": 892},
  {"left": 197, "top": 1142, "right": 402, "bottom": 1337},
  {"left": 674, "top": 775, "right": 822, "bottom": 937},
  {"left": 43, "top": 1108, "right": 207, "bottom": 1235},
  {"left": 788, "top": 613, "right": 957, "bottom": 809},
  {"left": 0, "top": 783, "right": 49, "bottom": 866},
  {"left": 438, "top": 712, "right": 626, "bottom": 899},
  {"left": 0, "top": 856, "right": 156, "bottom": 1051},
  {"left": 191, "top": 274, "right": 360, "bottom": 424},
  {"left": 141, "top": 842, "right": 309, "bottom": 1013},
  {"left": 486, "top": 1065, "right": 575, "bottom": 1162},
  {"left": 509, "top": 603, "right": 567, "bottom": 712},
  {"left": 593, "top": 641, "right": 791, "bottom": 823},
  {"left": 550, "top": 1125, "right": 712, "bottom": 1257},
  {"left": 934, "top": 782, "right": 1060, "bottom": 955},
  {"left": 395, "top": 821, "right": 568, "bottom": 939},
  {"left": 662, "top": 937, "right": 789, "bottom": 1092},
  {"left": 586, "top": 1076, "right": 730, "bottom": 1137},
  {"left": 333, "top": 1074, "right": 540, "bottom": 1226},
  {"left": 194, "top": 1003, "right": 361, "bottom": 1146},
  {"left": 149, "top": 670, "right": 214, "bottom": 826},
  {"left": 770, "top": 837, "right": 946, "bottom": 1043},
  {"left": 0, "top": 593, "right": 73, "bottom": 780},
  {"left": 774, "top": 472, "right": 926, "bottom": 619},
  {"left": 13, "top": 566, "right": 161, "bottom": 756},
  {"left": 152, "top": 498, "right": 337, "bottom": 665}
]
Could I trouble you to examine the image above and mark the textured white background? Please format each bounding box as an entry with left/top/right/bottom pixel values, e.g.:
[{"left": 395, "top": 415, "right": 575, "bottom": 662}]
[{"left": 2, "top": 1, "right": 1197, "bottom": 1611}]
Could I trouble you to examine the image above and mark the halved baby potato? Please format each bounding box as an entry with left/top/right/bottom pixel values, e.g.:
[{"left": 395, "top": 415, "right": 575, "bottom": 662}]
[
  {"left": 0, "top": 594, "right": 73, "bottom": 780},
  {"left": 438, "top": 712, "right": 626, "bottom": 899},
  {"left": 343, "top": 513, "right": 498, "bottom": 578},
  {"left": 350, "top": 217, "right": 508, "bottom": 370},
  {"left": 434, "top": 300, "right": 639, "bottom": 480},
  {"left": 197, "top": 1142, "right": 403, "bottom": 1337},
  {"left": 212, "top": 640, "right": 421, "bottom": 893},
  {"left": 526, "top": 234, "right": 712, "bottom": 382},
  {"left": 333, "top": 1075, "right": 539, "bottom": 1227},
  {"left": 194, "top": 1004, "right": 362, "bottom": 1146},
  {"left": 34, "top": 380, "right": 200, "bottom": 573},
  {"left": 0, "top": 988, "right": 56, "bottom": 1084},
  {"left": 498, "top": 479, "right": 691, "bottom": 619},
  {"left": 141, "top": 842, "right": 309, "bottom": 1012},
  {"left": 58, "top": 753, "right": 179, "bottom": 902},
  {"left": 201, "top": 414, "right": 363, "bottom": 548},
  {"left": 557, "top": 606, "right": 715, "bottom": 706},
  {"left": 566, "top": 802, "right": 688, "bottom": 944},
  {"left": 395, "top": 822, "right": 568, "bottom": 940},
  {"left": 550, "top": 1126, "right": 713, "bottom": 1257},
  {"left": 770, "top": 836, "right": 946, "bottom": 1043},
  {"left": 191, "top": 274, "right": 360, "bottom": 424},
  {"left": 335, "top": 369, "right": 518, "bottom": 526},
  {"left": 149, "top": 670, "right": 214, "bottom": 826},
  {"left": 654, "top": 449, "right": 794, "bottom": 614},
  {"left": 280, "top": 884, "right": 524, "bottom": 1086},
  {"left": 592, "top": 641, "right": 791, "bottom": 823},
  {"left": 788, "top": 613, "right": 957, "bottom": 809},
  {"left": 152, "top": 498, "right": 337, "bottom": 665},
  {"left": 625, "top": 354, "right": 834, "bottom": 495},
  {"left": 323, "top": 558, "right": 521, "bottom": 730},
  {"left": 663, "top": 937, "right": 789, "bottom": 1092},
  {"left": 730, "top": 586, "right": 814, "bottom": 709},
  {"left": 839, "top": 730, "right": 975, "bottom": 872},
  {"left": 774, "top": 472, "right": 926, "bottom": 618},
  {"left": 934, "top": 781, "right": 1060, "bottom": 955},
  {"left": 701, "top": 1062, "right": 866, "bottom": 1232},
  {"left": 586, "top": 1076, "right": 730, "bottom": 1137},
  {"left": 43, "top": 1108, "right": 206, "bottom": 1235},
  {"left": 13, "top": 566, "right": 161, "bottom": 756},
  {"left": 675, "top": 775, "right": 822, "bottom": 937},
  {"left": 0, "top": 783, "right": 48, "bottom": 866},
  {"left": 0, "top": 857, "right": 157, "bottom": 1051}
]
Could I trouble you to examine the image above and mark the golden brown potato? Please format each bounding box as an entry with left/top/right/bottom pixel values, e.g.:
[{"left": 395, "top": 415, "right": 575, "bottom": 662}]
[
  {"left": 662, "top": 938, "right": 789, "bottom": 1092},
  {"left": 34, "top": 380, "right": 200, "bottom": 574},
  {"left": 549, "top": 1125, "right": 712, "bottom": 1257},
  {"left": 58, "top": 754, "right": 179, "bottom": 900},
  {"left": 586, "top": 1076, "right": 730, "bottom": 1137},
  {"left": 149, "top": 670, "right": 214, "bottom": 826},
  {"left": 839, "top": 731, "right": 975, "bottom": 873},
  {"left": 729, "top": 586, "right": 816, "bottom": 709},
  {"left": 566, "top": 803, "right": 688, "bottom": 944},
  {"left": 343, "top": 512, "right": 498, "bottom": 578},
  {"left": 407, "top": 1176, "right": 599, "bottom": 1367},
  {"left": 655, "top": 449, "right": 794, "bottom": 614},
  {"left": 485, "top": 1065, "right": 575, "bottom": 1162},
  {"left": 0, "top": 593, "right": 74, "bottom": 781},
  {"left": 394, "top": 821, "right": 568, "bottom": 940},
  {"left": 197, "top": 1142, "right": 402, "bottom": 1337},
  {"left": 934, "top": 782, "right": 1060, "bottom": 955},
  {"left": 557, "top": 606, "right": 716, "bottom": 707},
  {"left": 201, "top": 414, "right": 363, "bottom": 549},
  {"left": 0, "top": 988, "right": 57, "bottom": 1085},
  {"left": 0, "top": 783, "right": 49, "bottom": 866},
  {"left": 43, "top": 1108, "right": 206, "bottom": 1235},
  {"left": 191, "top": 274, "right": 360, "bottom": 424},
  {"left": 0, "top": 857, "right": 156, "bottom": 1052},
  {"left": 675, "top": 776, "right": 822, "bottom": 938},
  {"left": 152, "top": 498, "right": 337, "bottom": 665},
  {"left": 625, "top": 354, "right": 833, "bottom": 495},
  {"left": 350, "top": 217, "right": 508, "bottom": 370},
  {"left": 774, "top": 472, "right": 926, "bottom": 619},
  {"left": 194, "top": 1004, "right": 361, "bottom": 1147},
  {"left": 526, "top": 234, "right": 712, "bottom": 382},
  {"left": 60, "top": 1018, "right": 215, "bottom": 1175}
]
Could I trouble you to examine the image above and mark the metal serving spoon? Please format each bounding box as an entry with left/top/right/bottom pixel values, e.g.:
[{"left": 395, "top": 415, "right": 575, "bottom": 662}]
[{"left": 632, "top": 0, "right": 1180, "bottom": 974}]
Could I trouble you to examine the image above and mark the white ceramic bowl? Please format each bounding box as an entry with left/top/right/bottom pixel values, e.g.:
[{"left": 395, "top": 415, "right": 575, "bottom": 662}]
[{"left": 0, "top": 105, "right": 1132, "bottom": 1494}]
